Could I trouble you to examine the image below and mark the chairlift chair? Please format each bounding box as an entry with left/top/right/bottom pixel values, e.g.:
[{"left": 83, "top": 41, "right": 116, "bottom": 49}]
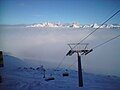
[
  {"left": 62, "top": 69, "right": 69, "bottom": 77},
  {"left": 62, "top": 72, "right": 69, "bottom": 77},
  {"left": 45, "top": 74, "right": 55, "bottom": 81},
  {"left": 45, "top": 76, "right": 55, "bottom": 81}
]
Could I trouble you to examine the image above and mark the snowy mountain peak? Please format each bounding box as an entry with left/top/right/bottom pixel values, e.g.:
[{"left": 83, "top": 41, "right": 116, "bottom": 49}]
[{"left": 26, "top": 22, "right": 120, "bottom": 28}]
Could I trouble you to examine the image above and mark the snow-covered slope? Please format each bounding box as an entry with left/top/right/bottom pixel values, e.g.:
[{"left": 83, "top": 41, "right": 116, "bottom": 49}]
[
  {"left": 3, "top": 55, "right": 27, "bottom": 71},
  {"left": 0, "top": 55, "right": 120, "bottom": 90}
]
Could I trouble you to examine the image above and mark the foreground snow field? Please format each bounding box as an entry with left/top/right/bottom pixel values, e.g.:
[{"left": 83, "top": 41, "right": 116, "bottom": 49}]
[{"left": 0, "top": 55, "right": 120, "bottom": 90}]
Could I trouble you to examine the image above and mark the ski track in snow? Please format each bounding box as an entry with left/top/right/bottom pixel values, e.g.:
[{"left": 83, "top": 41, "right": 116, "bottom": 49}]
[
  {"left": 0, "top": 68, "right": 120, "bottom": 90},
  {"left": 0, "top": 70, "right": 45, "bottom": 90}
]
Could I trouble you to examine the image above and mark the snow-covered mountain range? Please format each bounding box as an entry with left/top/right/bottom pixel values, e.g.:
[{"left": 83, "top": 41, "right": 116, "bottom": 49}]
[{"left": 26, "top": 22, "right": 120, "bottom": 28}]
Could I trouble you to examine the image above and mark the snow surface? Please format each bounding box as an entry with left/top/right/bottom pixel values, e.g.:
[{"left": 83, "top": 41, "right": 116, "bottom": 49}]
[{"left": 0, "top": 55, "right": 120, "bottom": 90}]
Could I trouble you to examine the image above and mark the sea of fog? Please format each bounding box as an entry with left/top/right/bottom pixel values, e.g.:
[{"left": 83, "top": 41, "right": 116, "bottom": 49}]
[{"left": 0, "top": 26, "right": 120, "bottom": 76}]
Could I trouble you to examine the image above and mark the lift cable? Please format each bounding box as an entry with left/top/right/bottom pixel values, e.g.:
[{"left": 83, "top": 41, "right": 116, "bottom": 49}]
[
  {"left": 72, "top": 9, "right": 120, "bottom": 50},
  {"left": 54, "top": 55, "right": 66, "bottom": 70},
  {"left": 92, "top": 34, "right": 120, "bottom": 49},
  {"left": 54, "top": 9, "right": 120, "bottom": 71},
  {"left": 66, "top": 60, "right": 77, "bottom": 70},
  {"left": 50, "top": 9, "right": 120, "bottom": 74},
  {"left": 65, "top": 9, "right": 120, "bottom": 70}
]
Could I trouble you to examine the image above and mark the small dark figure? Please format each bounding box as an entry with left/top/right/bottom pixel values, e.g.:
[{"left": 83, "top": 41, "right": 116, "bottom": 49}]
[
  {"left": 18, "top": 67, "right": 21, "bottom": 69},
  {"left": 30, "top": 67, "right": 33, "bottom": 69},
  {"left": 24, "top": 67, "right": 27, "bottom": 69},
  {"left": 36, "top": 67, "right": 40, "bottom": 70},
  {"left": 43, "top": 69, "right": 46, "bottom": 78},
  {"left": 32, "top": 68, "right": 35, "bottom": 70}
]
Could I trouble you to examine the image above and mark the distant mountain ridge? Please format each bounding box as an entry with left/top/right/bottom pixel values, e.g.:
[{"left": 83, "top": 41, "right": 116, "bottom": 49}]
[{"left": 26, "top": 22, "right": 120, "bottom": 28}]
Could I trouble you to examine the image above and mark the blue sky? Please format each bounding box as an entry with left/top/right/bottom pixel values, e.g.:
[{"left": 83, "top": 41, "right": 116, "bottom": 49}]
[{"left": 0, "top": 0, "right": 120, "bottom": 24}]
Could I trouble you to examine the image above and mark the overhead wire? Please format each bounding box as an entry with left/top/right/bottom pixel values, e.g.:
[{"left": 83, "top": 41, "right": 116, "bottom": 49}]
[
  {"left": 92, "top": 34, "right": 120, "bottom": 49},
  {"left": 72, "top": 9, "right": 120, "bottom": 50},
  {"left": 55, "top": 55, "right": 66, "bottom": 70},
  {"left": 64, "top": 9, "right": 120, "bottom": 70},
  {"left": 52, "top": 9, "right": 120, "bottom": 73},
  {"left": 64, "top": 10, "right": 120, "bottom": 71},
  {"left": 66, "top": 60, "right": 77, "bottom": 70}
]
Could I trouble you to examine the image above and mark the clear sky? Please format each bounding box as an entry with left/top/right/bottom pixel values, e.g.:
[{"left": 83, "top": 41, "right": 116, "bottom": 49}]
[{"left": 0, "top": 0, "right": 120, "bottom": 24}]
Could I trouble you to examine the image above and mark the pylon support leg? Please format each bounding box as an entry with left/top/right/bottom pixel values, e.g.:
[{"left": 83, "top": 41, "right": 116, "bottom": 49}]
[{"left": 77, "top": 52, "right": 83, "bottom": 87}]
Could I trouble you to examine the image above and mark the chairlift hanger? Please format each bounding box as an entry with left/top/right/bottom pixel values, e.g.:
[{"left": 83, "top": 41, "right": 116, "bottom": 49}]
[{"left": 66, "top": 43, "right": 93, "bottom": 56}]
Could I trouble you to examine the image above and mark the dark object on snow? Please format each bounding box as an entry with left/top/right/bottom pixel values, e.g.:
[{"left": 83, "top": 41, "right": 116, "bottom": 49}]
[
  {"left": 45, "top": 77, "right": 55, "bottom": 81},
  {"left": 0, "top": 51, "right": 4, "bottom": 67},
  {"left": 18, "top": 67, "right": 21, "bottom": 69},
  {"left": 30, "top": 67, "right": 33, "bottom": 69},
  {"left": 62, "top": 72, "right": 69, "bottom": 77},
  {"left": 36, "top": 67, "right": 40, "bottom": 70},
  {"left": 33, "top": 68, "right": 35, "bottom": 70},
  {"left": 24, "top": 67, "right": 27, "bottom": 69},
  {"left": 0, "top": 75, "right": 2, "bottom": 83}
]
